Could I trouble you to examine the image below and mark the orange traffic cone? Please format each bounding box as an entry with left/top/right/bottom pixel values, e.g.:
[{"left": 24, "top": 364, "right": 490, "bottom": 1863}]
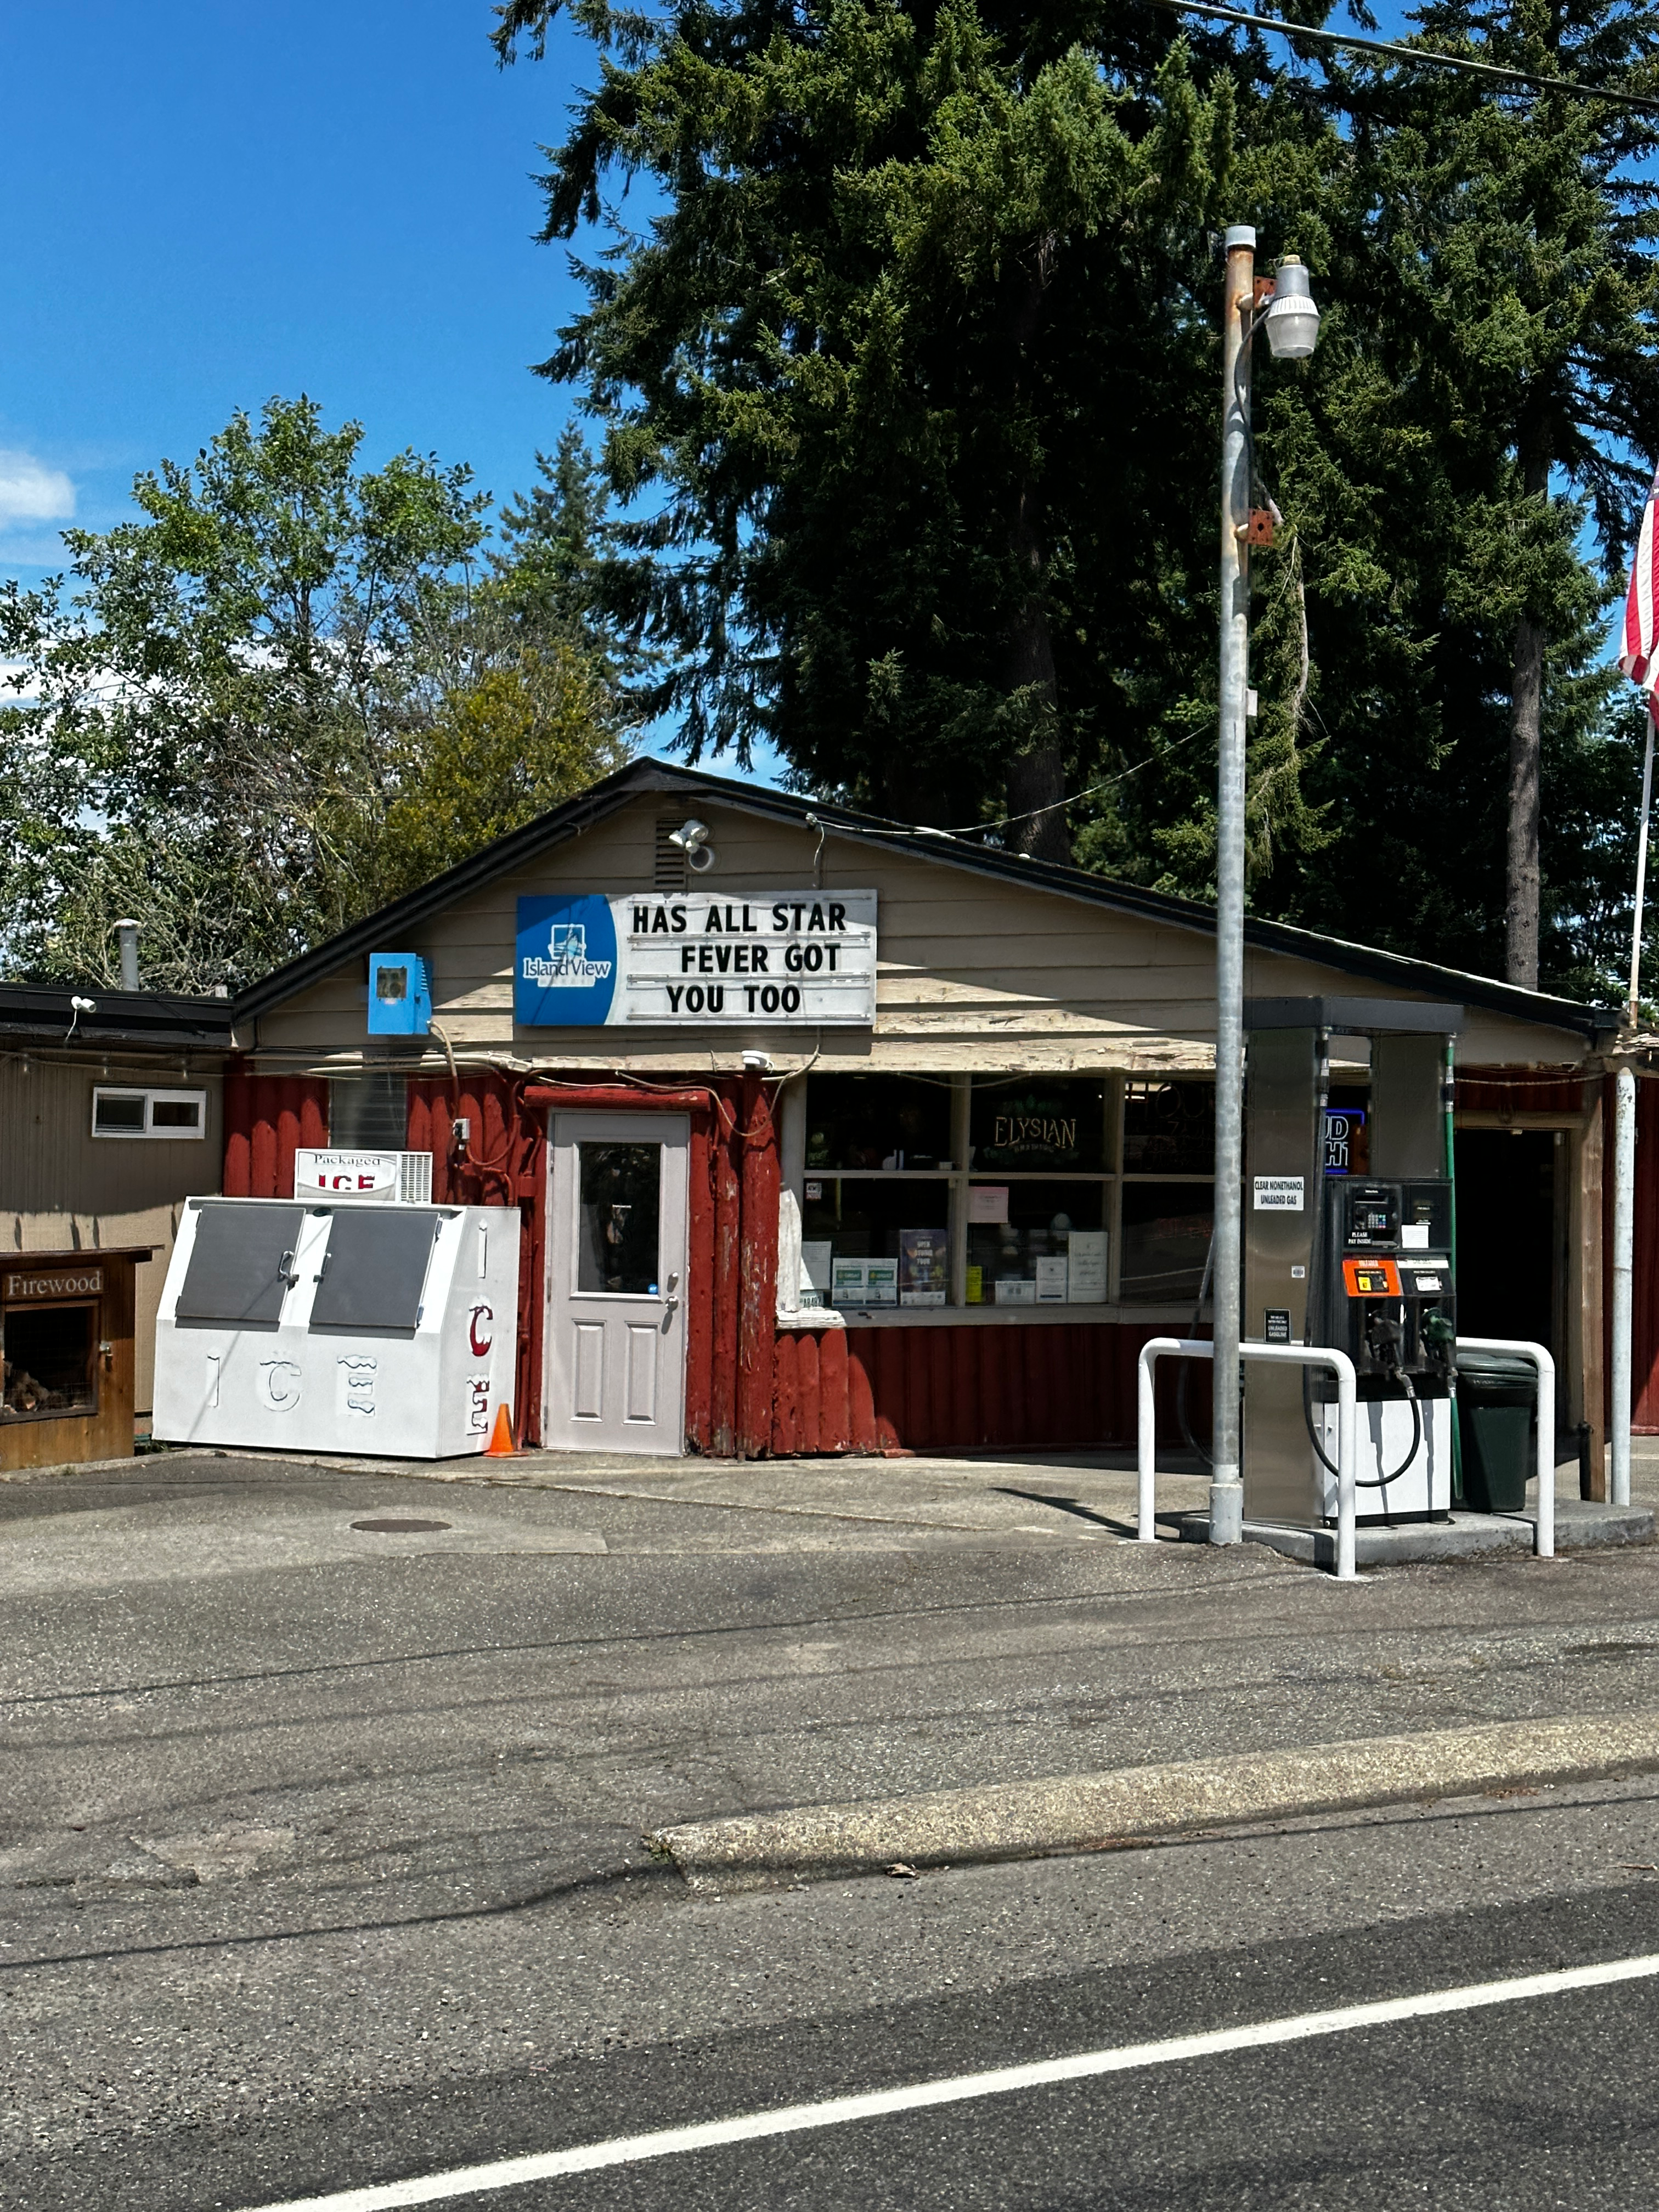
[{"left": 484, "top": 1403, "right": 516, "bottom": 1457}]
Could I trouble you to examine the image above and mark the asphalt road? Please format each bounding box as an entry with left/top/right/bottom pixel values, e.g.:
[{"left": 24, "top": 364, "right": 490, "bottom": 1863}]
[{"left": 8, "top": 1450, "right": 1659, "bottom": 2208}]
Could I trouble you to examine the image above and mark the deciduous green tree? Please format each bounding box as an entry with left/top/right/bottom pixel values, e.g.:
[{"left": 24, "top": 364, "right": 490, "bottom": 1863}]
[{"left": 0, "top": 396, "right": 631, "bottom": 990}]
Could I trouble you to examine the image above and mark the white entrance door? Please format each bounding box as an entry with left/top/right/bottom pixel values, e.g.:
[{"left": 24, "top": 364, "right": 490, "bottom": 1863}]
[{"left": 544, "top": 1112, "right": 689, "bottom": 1455}]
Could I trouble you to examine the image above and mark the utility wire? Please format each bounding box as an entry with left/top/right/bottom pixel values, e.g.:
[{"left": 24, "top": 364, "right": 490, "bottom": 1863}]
[
  {"left": 1142, "top": 0, "right": 1659, "bottom": 116},
  {"left": 924, "top": 726, "right": 1211, "bottom": 839}
]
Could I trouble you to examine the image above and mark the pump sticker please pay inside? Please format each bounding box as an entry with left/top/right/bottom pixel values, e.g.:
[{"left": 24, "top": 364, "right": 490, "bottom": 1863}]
[{"left": 1252, "top": 1176, "right": 1305, "bottom": 1211}]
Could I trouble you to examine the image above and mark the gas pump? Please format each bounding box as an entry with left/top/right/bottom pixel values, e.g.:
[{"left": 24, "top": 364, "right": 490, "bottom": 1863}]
[{"left": 1242, "top": 997, "right": 1462, "bottom": 1526}]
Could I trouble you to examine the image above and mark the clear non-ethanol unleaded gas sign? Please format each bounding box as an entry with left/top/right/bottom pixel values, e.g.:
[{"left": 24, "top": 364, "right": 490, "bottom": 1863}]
[{"left": 515, "top": 891, "right": 878, "bottom": 1027}]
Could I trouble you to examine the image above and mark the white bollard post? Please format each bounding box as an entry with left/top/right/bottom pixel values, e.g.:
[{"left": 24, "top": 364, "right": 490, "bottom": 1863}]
[
  {"left": 1613, "top": 1066, "right": 1635, "bottom": 1511},
  {"left": 1137, "top": 1341, "right": 1163, "bottom": 1542},
  {"left": 1534, "top": 1345, "right": 1556, "bottom": 1559},
  {"left": 1335, "top": 1358, "right": 1358, "bottom": 1583}
]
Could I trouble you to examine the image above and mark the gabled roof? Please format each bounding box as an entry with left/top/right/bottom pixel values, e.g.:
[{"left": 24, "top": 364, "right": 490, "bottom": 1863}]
[
  {"left": 0, "top": 981, "right": 236, "bottom": 1052},
  {"left": 232, "top": 758, "right": 1613, "bottom": 1043}
]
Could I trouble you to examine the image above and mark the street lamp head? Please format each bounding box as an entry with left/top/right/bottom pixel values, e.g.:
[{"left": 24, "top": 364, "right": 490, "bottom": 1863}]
[{"left": 1263, "top": 255, "right": 1320, "bottom": 360}]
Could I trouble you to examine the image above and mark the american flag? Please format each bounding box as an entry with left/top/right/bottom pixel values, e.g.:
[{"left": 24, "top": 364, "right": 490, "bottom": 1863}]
[{"left": 1621, "top": 465, "right": 1659, "bottom": 706}]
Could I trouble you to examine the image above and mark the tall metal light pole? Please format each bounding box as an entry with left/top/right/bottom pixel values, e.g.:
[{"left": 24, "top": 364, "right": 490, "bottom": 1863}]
[{"left": 1210, "top": 228, "right": 1321, "bottom": 1546}]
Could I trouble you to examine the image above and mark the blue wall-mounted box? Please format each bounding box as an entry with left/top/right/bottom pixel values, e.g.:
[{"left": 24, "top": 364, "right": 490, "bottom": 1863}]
[{"left": 367, "top": 952, "right": 432, "bottom": 1035}]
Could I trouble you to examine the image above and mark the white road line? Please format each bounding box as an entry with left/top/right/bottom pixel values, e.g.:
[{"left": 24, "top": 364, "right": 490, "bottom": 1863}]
[{"left": 238, "top": 1949, "right": 1659, "bottom": 2212}]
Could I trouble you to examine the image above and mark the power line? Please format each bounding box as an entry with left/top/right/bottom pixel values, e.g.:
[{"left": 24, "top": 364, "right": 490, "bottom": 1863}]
[
  {"left": 1143, "top": 0, "right": 1659, "bottom": 117},
  {"left": 922, "top": 726, "right": 1211, "bottom": 839}
]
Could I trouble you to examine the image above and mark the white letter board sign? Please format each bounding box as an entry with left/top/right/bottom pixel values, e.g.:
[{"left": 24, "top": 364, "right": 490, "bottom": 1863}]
[{"left": 515, "top": 891, "right": 878, "bottom": 1027}]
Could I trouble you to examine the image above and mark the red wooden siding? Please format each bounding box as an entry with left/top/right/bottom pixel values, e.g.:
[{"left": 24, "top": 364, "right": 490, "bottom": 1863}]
[
  {"left": 771, "top": 1321, "right": 1211, "bottom": 1454},
  {"left": 1455, "top": 1073, "right": 1583, "bottom": 1115},
  {"left": 222, "top": 1062, "right": 329, "bottom": 1198}
]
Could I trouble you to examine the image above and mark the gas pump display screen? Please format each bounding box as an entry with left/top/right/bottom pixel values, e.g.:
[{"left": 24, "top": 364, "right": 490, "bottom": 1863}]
[
  {"left": 1401, "top": 1181, "right": 1452, "bottom": 1250},
  {"left": 1343, "top": 1257, "right": 1402, "bottom": 1298},
  {"left": 176, "top": 1203, "right": 305, "bottom": 1329},
  {"left": 309, "top": 1209, "right": 443, "bottom": 1334}
]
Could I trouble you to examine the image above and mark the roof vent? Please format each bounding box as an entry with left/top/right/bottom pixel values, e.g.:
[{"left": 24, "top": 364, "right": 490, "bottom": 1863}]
[{"left": 654, "top": 819, "right": 689, "bottom": 891}]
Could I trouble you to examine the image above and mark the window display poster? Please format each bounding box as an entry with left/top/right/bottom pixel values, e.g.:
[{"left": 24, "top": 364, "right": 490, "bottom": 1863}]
[
  {"left": 1034, "top": 1255, "right": 1069, "bottom": 1304},
  {"left": 968, "top": 1185, "right": 1009, "bottom": 1223},
  {"left": 995, "top": 1276, "right": 1037, "bottom": 1305},
  {"left": 966, "top": 1265, "right": 985, "bottom": 1305},
  {"left": 1066, "top": 1230, "right": 1108, "bottom": 1303},
  {"left": 801, "top": 1241, "right": 834, "bottom": 1291},
  {"left": 900, "top": 1228, "right": 947, "bottom": 1306},
  {"left": 833, "top": 1255, "right": 898, "bottom": 1307}
]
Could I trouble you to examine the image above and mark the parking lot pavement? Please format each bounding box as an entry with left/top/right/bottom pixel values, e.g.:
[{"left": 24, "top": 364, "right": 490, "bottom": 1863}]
[
  {"left": 5, "top": 1444, "right": 1659, "bottom": 2206},
  {"left": 0, "top": 1446, "right": 1198, "bottom": 1569}
]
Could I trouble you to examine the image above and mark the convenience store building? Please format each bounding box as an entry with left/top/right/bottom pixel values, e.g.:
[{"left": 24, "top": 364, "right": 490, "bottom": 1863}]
[{"left": 225, "top": 760, "right": 1614, "bottom": 1462}]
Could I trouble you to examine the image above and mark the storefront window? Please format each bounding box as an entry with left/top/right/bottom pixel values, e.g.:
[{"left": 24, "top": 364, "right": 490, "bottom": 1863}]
[
  {"left": 802, "top": 1178, "right": 949, "bottom": 1308},
  {"left": 797, "top": 1073, "right": 1217, "bottom": 1314},
  {"left": 1122, "top": 1080, "right": 1214, "bottom": 1173},
  {"left": 1118, "top": 1184, "right": 1213, "bottom": 1305},
  {"left": 804, "top": 1075, "right": 952, "bottom": 1172},
  {"left": 966, "top": 1183, "right": 1107, "bottom": 1305},
  {"left": 969, "top": 1077, "right": 1108, "bottom": 1173}
]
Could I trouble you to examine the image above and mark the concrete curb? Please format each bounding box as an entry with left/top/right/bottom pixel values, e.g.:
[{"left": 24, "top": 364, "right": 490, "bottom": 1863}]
[{"left": 650, "top": 1712, "right": 1659, "bottom": 1891}]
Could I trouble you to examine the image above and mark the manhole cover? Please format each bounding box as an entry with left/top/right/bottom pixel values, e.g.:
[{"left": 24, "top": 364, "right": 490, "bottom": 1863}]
[{"left": 351, "top": 1517, "right": 452, "bottom": 1534}]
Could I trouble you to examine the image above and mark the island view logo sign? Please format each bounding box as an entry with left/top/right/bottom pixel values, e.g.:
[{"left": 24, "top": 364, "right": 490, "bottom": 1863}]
[
  {"left": 515, "top": 897, "right": 620, "bottom": 1025},
  {"left": 522, "top": 921, "right": 613, "bottom": 988}
]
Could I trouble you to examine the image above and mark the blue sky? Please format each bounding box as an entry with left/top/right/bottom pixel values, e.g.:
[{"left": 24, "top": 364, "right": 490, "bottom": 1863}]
[
  {"left": 0, "top": 1, "right": 778, "bottom": 769},
  {"left": 0, "top": 3, "right": 588, "bottom": 567}
]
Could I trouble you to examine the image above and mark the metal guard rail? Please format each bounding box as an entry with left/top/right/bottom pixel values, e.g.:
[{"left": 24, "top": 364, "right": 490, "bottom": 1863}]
[
  {"left": 1136, "top": 1334, "right": 1558, "bottom": 1578},
  {"left": 1137, "top": 1339, "right": 1359, "bottom": 1581},
  {"left": 1454, "top": 1336, "right": 1555, "bottom": 1562}
]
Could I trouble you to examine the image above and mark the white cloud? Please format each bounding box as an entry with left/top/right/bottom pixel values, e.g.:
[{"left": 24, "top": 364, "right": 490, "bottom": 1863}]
[{"left": 0, "top": 450, "right": 75, "bottom": 526}]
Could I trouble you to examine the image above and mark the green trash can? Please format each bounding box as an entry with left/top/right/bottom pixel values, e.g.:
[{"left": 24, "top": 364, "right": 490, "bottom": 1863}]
[{"left": 1457, "top": 1352, "right": 1536, "bottom": 1514}]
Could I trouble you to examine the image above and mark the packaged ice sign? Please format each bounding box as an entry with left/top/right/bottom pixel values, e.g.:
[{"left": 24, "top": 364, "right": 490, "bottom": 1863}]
[
  {"left": 294, "top": 1150, "right": 433, "bottom": 1203},
  {"left": 515, "top": 891, "right": 878, "bottom": 1028},
  {"left": 1252, "top": 1176, "right": 1305, "bottom": 1211}
]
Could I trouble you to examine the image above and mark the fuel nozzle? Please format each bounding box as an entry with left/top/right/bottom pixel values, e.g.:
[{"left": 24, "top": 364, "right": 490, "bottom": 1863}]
[
  {"left": 1365, "top": 1310, "right": 1402, "bottom": 1369},
  {"left": 1421, "top": 1306, "right": 1457, "bottom": 1380},
  {"left": 1364, "top": 1310, "right": 1415, "bottom": 1396}
]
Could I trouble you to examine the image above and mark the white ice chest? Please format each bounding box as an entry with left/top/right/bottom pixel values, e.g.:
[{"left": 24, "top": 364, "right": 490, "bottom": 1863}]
[{"left": 153, "top": 1195, "right": 520, "bottom": 1459}]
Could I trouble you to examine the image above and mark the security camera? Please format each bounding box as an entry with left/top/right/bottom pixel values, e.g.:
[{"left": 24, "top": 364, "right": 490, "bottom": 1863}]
[{"left": 669, "top": 819, "right": 716, "bottom": 872}]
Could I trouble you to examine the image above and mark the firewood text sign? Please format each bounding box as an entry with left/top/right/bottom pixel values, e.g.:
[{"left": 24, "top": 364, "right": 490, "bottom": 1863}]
[{"left": 515, "top": 891, "right": 878, "bottom": 1027}]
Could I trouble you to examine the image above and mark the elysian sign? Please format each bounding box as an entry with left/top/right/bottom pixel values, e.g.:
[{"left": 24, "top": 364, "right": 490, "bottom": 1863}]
[{"left": 515, "top": 891, "right": 878, "bottom": 1028}]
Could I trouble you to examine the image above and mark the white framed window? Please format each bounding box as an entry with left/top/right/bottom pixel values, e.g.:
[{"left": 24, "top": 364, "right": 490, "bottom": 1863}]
[{"left": 91, "top": 1087, "right": 207, "bottom": 1141}]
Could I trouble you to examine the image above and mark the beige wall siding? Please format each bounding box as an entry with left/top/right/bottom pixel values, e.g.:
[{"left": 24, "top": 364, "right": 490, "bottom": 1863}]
[
  {"left": 243, "top": 795, "right": 1592, "bottom": 1077},
  {"left": 0, "top": 1059, "right": 223, "bottom": 1415}
]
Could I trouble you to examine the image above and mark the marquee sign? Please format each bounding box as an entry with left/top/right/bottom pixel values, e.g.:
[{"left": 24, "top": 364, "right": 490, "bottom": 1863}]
[{"left": 515, "top": 891, "right": 878, "bottom": 1028}]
